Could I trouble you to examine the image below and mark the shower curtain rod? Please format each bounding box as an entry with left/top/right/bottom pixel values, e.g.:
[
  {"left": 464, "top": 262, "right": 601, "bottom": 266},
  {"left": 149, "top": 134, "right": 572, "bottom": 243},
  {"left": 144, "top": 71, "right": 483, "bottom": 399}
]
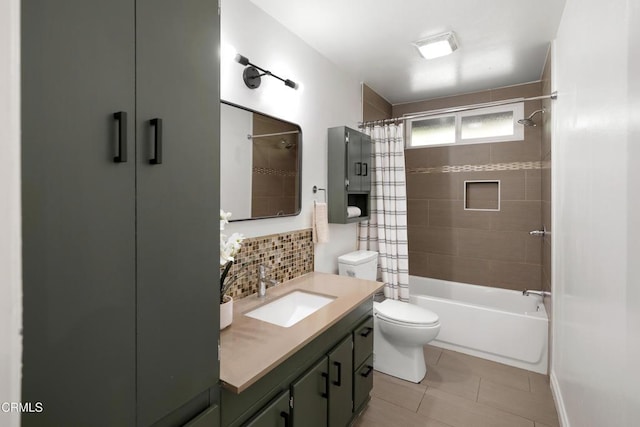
[{"left": 358, "top": 91, "right": 557, "bottom": 128}]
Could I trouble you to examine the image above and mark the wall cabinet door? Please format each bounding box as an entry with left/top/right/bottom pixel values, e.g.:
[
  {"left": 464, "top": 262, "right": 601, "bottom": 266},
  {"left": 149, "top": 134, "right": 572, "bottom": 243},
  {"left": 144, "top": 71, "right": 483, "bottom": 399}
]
[
  {"left": 244, "top": 391, "right": 291, "bottom": 427},
  {"left": 291, "top": 357, "right": 328, "bottom": 427},
  {"left": 328, "top": 335, "right": 354, "bottom": 427},
  {"left": 21, "top": 0, "right": 136, "bottom": 425},
  {"left": 135, "top": 0, "right": 220, "bottom": 424},
  {"left": 345, "top": 130, "right": 371, "bottom": 192}
]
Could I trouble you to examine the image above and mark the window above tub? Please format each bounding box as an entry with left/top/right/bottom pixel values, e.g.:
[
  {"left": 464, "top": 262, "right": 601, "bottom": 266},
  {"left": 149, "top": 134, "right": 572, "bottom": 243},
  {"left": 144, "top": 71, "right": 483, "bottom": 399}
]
[{"left": 406, "top": 102, "right": 524, "bottom": 149}]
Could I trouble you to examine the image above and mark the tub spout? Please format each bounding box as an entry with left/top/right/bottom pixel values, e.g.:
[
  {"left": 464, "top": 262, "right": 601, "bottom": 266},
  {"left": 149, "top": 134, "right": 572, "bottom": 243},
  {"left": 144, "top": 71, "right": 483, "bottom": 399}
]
[{"left": 522, "top": 289, "right": 551, "bottom": 297}]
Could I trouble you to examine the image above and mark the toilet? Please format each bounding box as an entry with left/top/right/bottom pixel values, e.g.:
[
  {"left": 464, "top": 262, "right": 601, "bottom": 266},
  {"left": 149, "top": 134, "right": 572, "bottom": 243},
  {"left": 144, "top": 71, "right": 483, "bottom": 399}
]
[{"left": 338, "top": 250, "right": 441, "bottom": 383}]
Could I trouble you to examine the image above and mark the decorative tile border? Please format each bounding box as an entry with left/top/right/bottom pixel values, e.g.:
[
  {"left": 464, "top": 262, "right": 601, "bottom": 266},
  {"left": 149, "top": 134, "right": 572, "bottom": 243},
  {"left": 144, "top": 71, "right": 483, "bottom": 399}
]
[
  {"left": 253, "top": 167, "right": 297, "bottom": 177},
  {"left": 407, "top": 161, "right": 543, "bottom": 174},
  {"left": 223, "top": 229, "right": 314, "bottom": 300}
]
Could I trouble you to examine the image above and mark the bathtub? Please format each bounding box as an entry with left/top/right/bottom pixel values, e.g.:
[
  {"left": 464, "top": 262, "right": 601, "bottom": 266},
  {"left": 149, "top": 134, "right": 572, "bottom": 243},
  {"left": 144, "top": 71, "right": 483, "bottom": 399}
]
[{"left": 409, "top": 275, "right": 548, "bottom": 374}]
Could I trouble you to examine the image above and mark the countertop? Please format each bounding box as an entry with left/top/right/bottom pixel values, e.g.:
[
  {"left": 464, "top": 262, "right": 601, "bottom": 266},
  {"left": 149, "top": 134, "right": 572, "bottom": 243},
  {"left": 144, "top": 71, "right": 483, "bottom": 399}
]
[{"left": 219, "top": 272, "right": 382, "bottom": 393}]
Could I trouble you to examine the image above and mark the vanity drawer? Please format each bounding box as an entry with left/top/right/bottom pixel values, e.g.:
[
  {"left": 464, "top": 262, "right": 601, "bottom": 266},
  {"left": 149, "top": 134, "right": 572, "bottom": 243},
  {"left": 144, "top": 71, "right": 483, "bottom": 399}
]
[
  {"left": 353, "top": 316, "right": 373, "bottom": 368},
  {"left": 353, "top": 354, "right": 374, "bottom": 412}
]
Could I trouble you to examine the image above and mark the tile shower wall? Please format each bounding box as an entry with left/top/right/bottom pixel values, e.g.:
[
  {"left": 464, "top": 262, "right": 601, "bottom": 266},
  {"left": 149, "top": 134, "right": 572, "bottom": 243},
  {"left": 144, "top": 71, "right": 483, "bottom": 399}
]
[
  {"left": 395, "top": 82, "right": 544, "bottom": 291},
  {"left": 362, "top": 83, "right": 392, "bottom": 122},
  {"left": 224, "top": 229, "right": 314, "bottom": 300}
]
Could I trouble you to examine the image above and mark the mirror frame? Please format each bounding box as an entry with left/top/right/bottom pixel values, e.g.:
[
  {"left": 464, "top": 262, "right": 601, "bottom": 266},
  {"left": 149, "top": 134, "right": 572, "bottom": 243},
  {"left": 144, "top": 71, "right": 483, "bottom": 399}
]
[{"left": 221, "top": 100, "right": 303, "bottom": 222}]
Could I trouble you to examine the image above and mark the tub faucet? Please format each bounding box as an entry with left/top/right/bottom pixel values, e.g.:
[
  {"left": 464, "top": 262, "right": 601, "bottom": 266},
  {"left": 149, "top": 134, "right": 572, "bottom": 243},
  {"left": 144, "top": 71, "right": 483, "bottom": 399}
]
[
  {"left": 258, "top": 264, "right": 279, "bottom": 298},
  {"left": 522, "top": 289, "right": 551, "bottom": 297}
]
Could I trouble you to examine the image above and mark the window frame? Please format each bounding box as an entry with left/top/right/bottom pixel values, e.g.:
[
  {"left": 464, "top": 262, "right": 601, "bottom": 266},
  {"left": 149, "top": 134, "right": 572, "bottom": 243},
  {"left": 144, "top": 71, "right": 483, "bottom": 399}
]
[{"left": 405, "top": 102, "right": 524, "bottom": 149}]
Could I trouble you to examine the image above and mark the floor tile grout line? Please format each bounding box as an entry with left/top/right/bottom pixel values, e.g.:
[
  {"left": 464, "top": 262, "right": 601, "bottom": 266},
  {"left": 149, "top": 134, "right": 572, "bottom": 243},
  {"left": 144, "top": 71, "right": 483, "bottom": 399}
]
[
  {"left": 415, "top": 384, "right": 429, "bottom": 414},
  {"left": 474, "top": 394, "right": 554, "bottom": 427},
  {"left": 435, "top": 348, "right": 443, "bottom": 365},
  {"left": 371, "top": 386, "right": 426, "bottom": 414},
  {"left": 415, "top": 386, "right": 458, "bottom": 427},
  {"left": 423, "top": 381, "right": 547, "bottom": 427}
]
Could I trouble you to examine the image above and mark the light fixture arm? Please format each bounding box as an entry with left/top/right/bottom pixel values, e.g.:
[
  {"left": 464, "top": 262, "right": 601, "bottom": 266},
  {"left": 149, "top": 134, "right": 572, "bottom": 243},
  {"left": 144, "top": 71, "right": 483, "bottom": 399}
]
[{"left": 234, "top": 54, "right": 298, "bottom": 90}]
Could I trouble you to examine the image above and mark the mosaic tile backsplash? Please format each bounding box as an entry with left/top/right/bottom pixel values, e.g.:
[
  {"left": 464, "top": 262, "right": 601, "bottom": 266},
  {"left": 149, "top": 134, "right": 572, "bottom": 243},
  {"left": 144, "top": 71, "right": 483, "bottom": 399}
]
[{"left": 223, "top": 228, "right": 314, "bottom": 300}]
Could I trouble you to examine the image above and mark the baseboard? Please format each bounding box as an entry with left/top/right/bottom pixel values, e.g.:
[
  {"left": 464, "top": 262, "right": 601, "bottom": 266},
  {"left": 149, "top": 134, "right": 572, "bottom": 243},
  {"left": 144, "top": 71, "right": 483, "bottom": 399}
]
[{"left": 550, "top": 370, "right": 570, "bottom": 427}]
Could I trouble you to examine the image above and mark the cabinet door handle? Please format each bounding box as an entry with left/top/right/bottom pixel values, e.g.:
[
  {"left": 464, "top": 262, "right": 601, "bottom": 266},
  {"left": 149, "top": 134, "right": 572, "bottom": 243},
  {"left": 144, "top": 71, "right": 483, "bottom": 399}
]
[
  {"left": 279, "top": 411, "right": 289, "bottom": 427},
  {"left": 360, "top": 365, "right": 374, "bottom": 378},
  {"left": 354, "top": 162, "right": 362, "bottom": 176},
  {"left": 150, "top": 118, "right": 163, "bottom": 165},
  {"left": 362, "top": 162, "right": 368, "bottom": 177},
  {"left": 359, "top": 327, "right": 372, "bottom": 337},
  {"left": 332, "top": 361, "right": 342, "bottom": 387},
  {"left": 113, "top": 111, "right": 127, "bottom": 163},
  {"left": 321, "top": 372, "right": 329, "bottom": 398}
]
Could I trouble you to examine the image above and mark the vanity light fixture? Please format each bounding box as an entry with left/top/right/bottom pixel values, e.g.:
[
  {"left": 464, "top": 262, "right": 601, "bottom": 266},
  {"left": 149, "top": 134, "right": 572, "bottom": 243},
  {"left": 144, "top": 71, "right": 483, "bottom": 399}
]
[
  {"left": 413, "top": 31, "right": 459, "bottom": 60},
  {"left": 234, "top": 54, "right": 299, "bottom": 90}
]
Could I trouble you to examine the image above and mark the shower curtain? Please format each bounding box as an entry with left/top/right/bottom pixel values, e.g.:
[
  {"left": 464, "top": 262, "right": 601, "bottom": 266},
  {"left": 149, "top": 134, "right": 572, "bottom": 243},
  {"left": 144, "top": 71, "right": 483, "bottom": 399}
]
[{"left": 358, "top": 123, "right": 410, "bottom": 301}]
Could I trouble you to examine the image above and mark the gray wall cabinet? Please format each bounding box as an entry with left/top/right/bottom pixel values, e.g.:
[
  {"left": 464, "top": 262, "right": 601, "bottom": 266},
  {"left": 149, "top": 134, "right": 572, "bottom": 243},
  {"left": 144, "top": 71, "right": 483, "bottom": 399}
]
[
  {"left": 21, "top": 1, "right": 220, "bottom": 426},
  {"left": 327, "top": 127, "right": 372, "bottom": 223}
]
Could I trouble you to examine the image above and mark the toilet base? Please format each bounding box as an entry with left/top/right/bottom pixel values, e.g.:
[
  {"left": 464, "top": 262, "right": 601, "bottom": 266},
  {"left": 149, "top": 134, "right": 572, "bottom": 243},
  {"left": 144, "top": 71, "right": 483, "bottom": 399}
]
[
  {"left": 373, "top": 349, "right": 427, "bottom": 383},
  {"left": 373, "top": 323, "right": 428, "bottom": 383}
]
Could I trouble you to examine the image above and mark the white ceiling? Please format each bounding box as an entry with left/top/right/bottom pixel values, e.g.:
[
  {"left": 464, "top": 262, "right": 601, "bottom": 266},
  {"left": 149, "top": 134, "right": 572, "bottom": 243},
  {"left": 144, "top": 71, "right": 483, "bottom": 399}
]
[{"left": 249, "top": 0, "right": 566, "bottom": 104}]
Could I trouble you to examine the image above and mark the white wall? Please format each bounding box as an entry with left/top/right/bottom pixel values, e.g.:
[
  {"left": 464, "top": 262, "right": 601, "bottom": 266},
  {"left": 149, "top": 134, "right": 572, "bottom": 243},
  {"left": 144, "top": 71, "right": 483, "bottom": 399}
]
[
  {"left": 220, "top": 103, "right": 253, "bottom": 219},
  {"left": 0, "top": 0, "right": 22, "bottom": 425},
  {"left": 552, "top": 0, "right": 640, "bottom": 425},
  {"left": 220, "top": 0, "right": 362, "bottom": 273}
]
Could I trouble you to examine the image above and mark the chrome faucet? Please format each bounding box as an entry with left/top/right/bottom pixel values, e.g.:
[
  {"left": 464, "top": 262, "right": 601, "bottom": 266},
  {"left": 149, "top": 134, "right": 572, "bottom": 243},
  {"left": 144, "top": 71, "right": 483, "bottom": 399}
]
[
  {"left": 258, "top": 264, "right": 279, "bottom": 298},
  {"left": 522, "top": 289, "right": 551, "bottom": 297}
]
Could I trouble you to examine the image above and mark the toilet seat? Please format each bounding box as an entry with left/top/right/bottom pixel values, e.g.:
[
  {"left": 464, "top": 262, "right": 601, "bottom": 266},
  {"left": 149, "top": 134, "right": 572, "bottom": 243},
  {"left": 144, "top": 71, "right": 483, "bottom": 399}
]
[
  {"left": 376, "top": 314, "right": 440, "bottom": 328},
  {"left": 374, "top": 299, "right": 439, "bottom": 327}
]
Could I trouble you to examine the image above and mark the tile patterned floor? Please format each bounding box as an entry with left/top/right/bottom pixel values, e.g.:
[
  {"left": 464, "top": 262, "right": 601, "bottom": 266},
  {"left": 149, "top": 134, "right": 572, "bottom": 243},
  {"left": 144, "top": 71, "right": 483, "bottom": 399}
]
[{"left": 353, "top": 345, "right": 559, "bottom": 427}]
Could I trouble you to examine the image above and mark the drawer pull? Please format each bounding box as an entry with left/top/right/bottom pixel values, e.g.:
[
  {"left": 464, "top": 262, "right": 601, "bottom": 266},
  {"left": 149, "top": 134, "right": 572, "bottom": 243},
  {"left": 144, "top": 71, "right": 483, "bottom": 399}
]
[
  {"left": 332, "top": 361, "right": 342, "bottom": 387},
  {"left": 150, "top": 118, "right": 163, "bottom": 165},
  {"left": 321, "top": 372, "right": 329, "bottom": 398},
  {"left": 359, "top": 327, "right": 373, "bottom": 337},
  {"left": 113, "top": 111, "right": 128, "bottom": 163},
  {"left": 360, "top": 365, "right": 374, "bottom": 378},
  {"left": 279, "top": 411, "right": 289, "bottom": 427}
]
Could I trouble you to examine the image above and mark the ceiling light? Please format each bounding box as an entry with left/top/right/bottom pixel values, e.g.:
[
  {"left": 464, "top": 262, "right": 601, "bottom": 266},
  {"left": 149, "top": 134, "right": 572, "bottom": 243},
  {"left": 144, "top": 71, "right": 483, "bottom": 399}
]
[{"left": 413, "top": 32, "right": 458, "bottom": 60}]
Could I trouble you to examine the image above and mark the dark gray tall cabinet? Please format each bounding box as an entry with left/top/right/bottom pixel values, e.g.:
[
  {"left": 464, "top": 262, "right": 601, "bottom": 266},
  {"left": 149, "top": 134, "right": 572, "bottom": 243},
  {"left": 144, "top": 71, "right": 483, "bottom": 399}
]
[
  {"left": 327, "top": 126, "right": 372, "bottom": 223},
  {"left": 21, "top": 1, "right": 220, "bottom": 426}
]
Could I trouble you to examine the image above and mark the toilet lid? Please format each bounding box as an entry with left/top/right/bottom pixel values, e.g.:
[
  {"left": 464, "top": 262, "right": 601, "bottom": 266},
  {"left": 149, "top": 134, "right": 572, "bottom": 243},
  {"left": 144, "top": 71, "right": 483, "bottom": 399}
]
[{"left": 375, "top": 299, "right": 439, "bottom": 326}]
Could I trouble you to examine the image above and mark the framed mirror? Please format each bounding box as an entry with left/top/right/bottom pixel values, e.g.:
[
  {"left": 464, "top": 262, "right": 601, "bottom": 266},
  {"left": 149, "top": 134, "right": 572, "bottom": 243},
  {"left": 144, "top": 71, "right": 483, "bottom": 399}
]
[{"left": 220, "top": 101, "right": 302, "bottom": 221}]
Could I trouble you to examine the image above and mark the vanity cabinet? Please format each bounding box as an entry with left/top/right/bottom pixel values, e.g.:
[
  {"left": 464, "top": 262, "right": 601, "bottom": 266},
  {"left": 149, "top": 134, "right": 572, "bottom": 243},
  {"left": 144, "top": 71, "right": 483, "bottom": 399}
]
[
  {"left": 290, "top": 334, "right": 359, "bottom": 427},
  {"left": 244, "top": 391, "right": 291, "bottom": 427},
  {"left": 290, "top": 358, "right": 328, "bottom": 427},
  {"left": 352, "top": 318, "right": 375, "bottom": 413},
  {"left": 327, "top": 126, "right": 372, "bottom": 223},
  {"left": 327, "top": 336, "right": 354, "bottom": 427},
  {"left": 221, "top": 302, "right": 373, "bottom": 427},
  {"left": 21, "top": 1, "right": 220, "bottom": 426}
]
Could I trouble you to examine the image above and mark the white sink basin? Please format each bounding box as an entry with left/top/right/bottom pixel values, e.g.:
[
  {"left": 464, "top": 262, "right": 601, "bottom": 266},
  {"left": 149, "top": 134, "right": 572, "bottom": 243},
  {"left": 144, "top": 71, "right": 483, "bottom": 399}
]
[{"left": 245, "top": 291, "right": 335, "bottom": 328}]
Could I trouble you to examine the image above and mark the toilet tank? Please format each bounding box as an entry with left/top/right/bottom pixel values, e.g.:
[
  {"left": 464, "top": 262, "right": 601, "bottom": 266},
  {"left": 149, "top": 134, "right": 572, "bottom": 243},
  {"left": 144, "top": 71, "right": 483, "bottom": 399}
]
[{"left": 338, "top": 250, "right": 378, "bottom": 280}]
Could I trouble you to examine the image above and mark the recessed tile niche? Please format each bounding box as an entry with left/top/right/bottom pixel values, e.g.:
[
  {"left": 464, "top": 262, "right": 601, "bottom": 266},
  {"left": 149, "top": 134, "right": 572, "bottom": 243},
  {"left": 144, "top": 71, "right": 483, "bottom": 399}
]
[{"left": 464, "top": 180, "right": 501, "bottom": 211}]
